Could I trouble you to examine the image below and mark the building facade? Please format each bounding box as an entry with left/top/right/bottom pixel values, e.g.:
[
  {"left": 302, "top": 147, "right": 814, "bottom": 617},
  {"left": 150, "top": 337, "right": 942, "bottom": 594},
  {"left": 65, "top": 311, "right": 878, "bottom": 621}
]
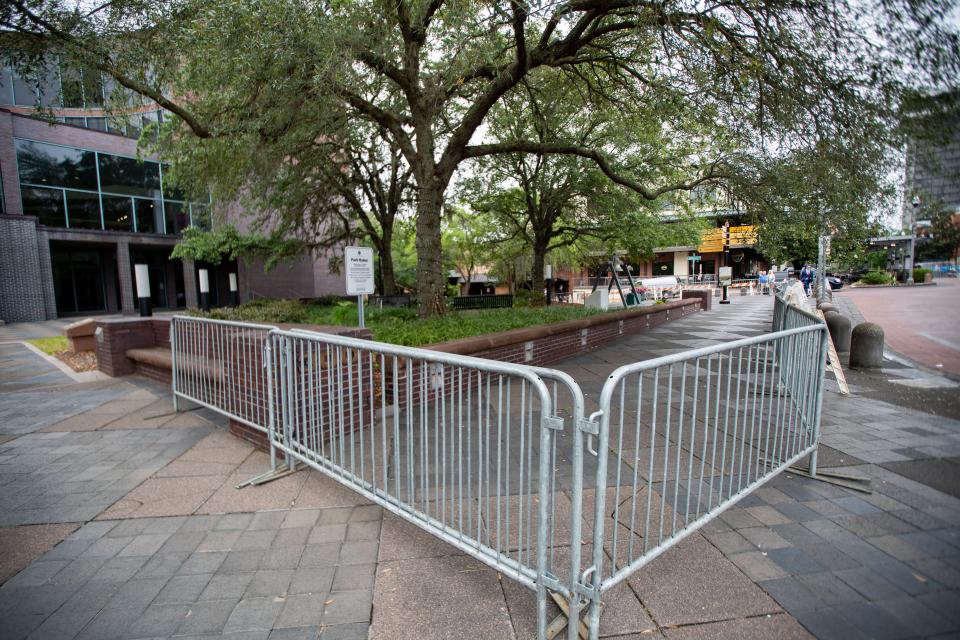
[{"left": 0, "top": 60, "right": 342, "bottom": 323}]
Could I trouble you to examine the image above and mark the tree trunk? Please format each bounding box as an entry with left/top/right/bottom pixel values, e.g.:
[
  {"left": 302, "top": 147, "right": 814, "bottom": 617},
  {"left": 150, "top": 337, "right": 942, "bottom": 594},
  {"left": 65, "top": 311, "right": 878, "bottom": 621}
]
[
  {"left": 531, "top": 240, "right": 548, "bottom": 306},
  {"left": 379, "top": 225, "right": 397, "bottom": 296},
  {"left": 415, "top": 183, "right": 446, "bottom": 317}
]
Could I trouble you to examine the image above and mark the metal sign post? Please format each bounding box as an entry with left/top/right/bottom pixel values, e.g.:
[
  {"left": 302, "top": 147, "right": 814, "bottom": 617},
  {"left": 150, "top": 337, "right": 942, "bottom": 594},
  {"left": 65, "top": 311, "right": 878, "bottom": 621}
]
[{"left": 345, "top": 246, "right": 375, "bottom": 328}]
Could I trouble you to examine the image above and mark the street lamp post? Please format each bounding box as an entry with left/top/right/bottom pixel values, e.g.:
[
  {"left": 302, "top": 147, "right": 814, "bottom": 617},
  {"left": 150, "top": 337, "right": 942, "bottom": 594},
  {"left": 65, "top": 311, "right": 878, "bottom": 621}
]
[{"left": 907, "top": 196, "right": 920, "bottom": 284}]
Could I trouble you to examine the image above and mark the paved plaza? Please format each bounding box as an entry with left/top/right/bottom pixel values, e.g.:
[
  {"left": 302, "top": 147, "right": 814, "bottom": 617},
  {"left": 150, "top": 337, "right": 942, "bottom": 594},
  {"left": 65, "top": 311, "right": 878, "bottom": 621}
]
[{"left": 0, "top": 296, "right": 959, "bottom": 639}]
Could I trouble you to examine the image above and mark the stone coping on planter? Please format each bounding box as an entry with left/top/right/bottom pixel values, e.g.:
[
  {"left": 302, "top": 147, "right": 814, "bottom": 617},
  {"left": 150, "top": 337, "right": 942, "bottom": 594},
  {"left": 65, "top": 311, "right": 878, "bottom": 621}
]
[
  {"left": 849, "top": 282, "right": 938, "bottom": 289},
  {"left": 423, "top": 298, "right": 700, "bottom": 356}
]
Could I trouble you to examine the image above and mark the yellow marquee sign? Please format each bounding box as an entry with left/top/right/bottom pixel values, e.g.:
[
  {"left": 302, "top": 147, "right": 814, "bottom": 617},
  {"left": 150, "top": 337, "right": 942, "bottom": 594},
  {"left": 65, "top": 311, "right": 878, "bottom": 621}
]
[{"left": 697, "top": 225, "right": 757, "bottom": 252}]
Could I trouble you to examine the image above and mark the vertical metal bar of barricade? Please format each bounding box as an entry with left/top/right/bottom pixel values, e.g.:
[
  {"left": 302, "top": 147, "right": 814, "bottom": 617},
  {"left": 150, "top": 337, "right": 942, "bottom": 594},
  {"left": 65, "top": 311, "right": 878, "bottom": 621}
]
[
  {"left": 808, "top": 326, "right": 829, "bottom": 477},
  {"left": 535, "top": 398, "right": 556, "bottom": 640},
  {"left": 171, "top": 319, "right": 179, "bottom": 412},
  {"left": 265, "top": 333, "right": 278, "bottom": 472},
  {"left": 586, "top": 405, "right": 611, "bottom": 640},
  {"left": 282, "top": 336, "right": 295, "bottom": 471}
]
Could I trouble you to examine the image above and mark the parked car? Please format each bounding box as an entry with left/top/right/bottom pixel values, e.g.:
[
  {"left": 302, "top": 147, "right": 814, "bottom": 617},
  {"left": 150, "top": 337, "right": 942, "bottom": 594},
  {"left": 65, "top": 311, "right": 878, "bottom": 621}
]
[{"left": 826, "top": 274, "right": 844, "bottom": 290}]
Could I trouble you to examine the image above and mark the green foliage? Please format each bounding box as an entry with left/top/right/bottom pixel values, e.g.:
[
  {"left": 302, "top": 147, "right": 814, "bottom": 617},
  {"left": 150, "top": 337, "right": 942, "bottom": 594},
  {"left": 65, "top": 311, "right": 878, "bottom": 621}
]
[
  {"left": 28, "top": 336, "right": 67, "bottom": 355},
  {"left": 913, "top": 267, "right": 931, "bottom": 282},
  {"left": 170, "top": 224, "right": 303, "bottom": 269},
  {"left": 866, "top": 251, "right": 889, "bottom": 271},
  {"left": 916, "top": 208, "right": 960, "bottom": 262},
  {"left": 11, "top": 0, "right": 958, "bottom": 316},
  {"left": 860, "top": 271, "right": 893, "bottom": 285},
  {"left": 190, "top": 298, "right": 611, "bottom": 347},
  {"left": 191, "top": 298, "right": 310, "bottom": 323}
]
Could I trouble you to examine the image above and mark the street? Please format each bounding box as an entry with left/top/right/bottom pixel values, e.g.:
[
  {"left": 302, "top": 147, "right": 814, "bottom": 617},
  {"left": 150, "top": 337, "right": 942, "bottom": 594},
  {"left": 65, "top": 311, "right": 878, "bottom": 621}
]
[{"left": 835, "top": 278, "right": 960, "bottom": 376}]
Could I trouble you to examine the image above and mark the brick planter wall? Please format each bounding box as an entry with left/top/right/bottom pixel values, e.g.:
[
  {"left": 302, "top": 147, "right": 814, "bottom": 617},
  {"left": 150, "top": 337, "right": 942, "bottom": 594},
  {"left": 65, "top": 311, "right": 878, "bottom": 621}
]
[
  {"left": 95, "top": 301, "right": 704, "bottom": 453},
  {"left": 385, "top": 299, "right": 704, "bottom": 409}
]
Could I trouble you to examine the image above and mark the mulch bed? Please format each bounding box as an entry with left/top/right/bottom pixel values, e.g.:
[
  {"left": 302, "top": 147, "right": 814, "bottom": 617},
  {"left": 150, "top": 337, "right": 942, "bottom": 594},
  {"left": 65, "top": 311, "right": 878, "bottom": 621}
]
[{"left": 56, "top": 350, "right": 98, "bottom": 372}]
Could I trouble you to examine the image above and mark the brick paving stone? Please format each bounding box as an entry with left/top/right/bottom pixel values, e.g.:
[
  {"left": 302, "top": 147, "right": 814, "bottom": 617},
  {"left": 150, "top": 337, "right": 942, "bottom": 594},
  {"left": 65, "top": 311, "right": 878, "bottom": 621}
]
[
  {"left": 791, "top": 607, "right": 872, "bottom": 640},
  {"left": 222, "top": 548, "right": 267, "bottom": 573},
  {"left": 223, "top": 597, "right": 284, "bottom": 633},
  {"left": 288, "top": 567, "right": 335, "bottom": 595},
  {"left": 270, "top": 626, "right": 322, "bottom": 639},
  {"left": 300, "top": 544, "right": 341, "bottom": 568},
  {"left": 179, "top": 550, "right": 228, "bottom": 575},
  {"left": 795, "top": 571, "right": 866, "bottom": 607},
  {"left": 127, "top": 602, "right": 190, "bottom": 638},
  {"left": 318, "top": 623, "right": 369, "bottom": 640},
  {"left": 276, "top": 593, "right": 326, "bottom": 629},
  {"left": 177, "top": 598, "right": 237, "bottom": 635},
  {"left": 324, "top": 589, "right": 373, "bottom": 626},
  {"left": 200, "top": 572, "right": 254, "bottom": 601},
  {"left": 767, "top": 547, "right": 827, "bottom": 575},
  {"left": 331, "top": 563, "right": 376, "bottom": 591},
  {"left": 155, "top": 572, "right": 214, "bottom": 604},
  {"left": 245, "top": 569, "right": 294, "bottom": 598},
  {"left": 282, "top": 509, "right": 321, "bottom": 530}
]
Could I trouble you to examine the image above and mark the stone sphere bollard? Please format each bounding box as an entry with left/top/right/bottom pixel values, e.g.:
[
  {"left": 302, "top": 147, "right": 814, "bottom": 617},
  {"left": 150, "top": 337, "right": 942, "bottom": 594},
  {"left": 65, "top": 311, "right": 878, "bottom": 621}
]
[
  {"left": 824, "top": 311, "right": 852, "bottom": 352},
  {"left": 849, "top": 322, "right": 884, "bottom": 369},
  {"left": 818, "top": 302, "right": 838, "bottom": 314}
]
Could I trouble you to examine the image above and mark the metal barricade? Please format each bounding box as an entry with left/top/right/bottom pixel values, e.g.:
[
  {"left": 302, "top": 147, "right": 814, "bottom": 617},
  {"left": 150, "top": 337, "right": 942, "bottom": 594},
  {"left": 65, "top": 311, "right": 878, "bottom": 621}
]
[
  {"left": 170, "top": 316, "right": 278, "bottom": 432},
  {"left": 581, "top": 323, "right": 828, "bottom": 636},
  {"left": 269, "top": 328, "right": 568, "bottom": 639},
  {"left": 169, "top": 315, "right": 827, "bottom": 640}
]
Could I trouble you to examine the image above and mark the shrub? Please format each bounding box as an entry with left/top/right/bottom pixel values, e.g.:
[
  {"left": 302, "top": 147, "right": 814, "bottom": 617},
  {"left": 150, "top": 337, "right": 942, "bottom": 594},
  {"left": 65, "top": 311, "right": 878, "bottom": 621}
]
[
  {"left": 860, "top": 271, "right": 892, "bottom": 285},
  {"left": 193, "top": 298, "right": 309, "bottom": 323},
  {"left": 913, "top": 267, "right": 931, "bottom": 283}
]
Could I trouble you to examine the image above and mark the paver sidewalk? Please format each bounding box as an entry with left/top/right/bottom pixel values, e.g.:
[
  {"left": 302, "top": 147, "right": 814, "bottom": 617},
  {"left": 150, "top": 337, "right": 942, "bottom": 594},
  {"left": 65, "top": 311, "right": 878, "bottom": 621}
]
[{"left": 0, "top": 295, "right": 958, "bottom": 639}]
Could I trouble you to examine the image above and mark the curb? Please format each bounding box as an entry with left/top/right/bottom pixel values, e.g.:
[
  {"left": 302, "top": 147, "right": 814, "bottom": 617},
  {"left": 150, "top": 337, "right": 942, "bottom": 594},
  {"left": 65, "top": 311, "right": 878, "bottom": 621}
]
[{"left": 20, "top": 341, "right": 109, "bottom": 383}]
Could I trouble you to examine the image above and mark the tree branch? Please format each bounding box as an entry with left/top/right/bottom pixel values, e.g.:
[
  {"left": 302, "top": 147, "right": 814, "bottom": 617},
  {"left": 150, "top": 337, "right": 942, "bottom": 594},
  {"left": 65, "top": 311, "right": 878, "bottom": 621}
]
[{"left": 464, "top": 141, "right": 729, "bottom": 199}]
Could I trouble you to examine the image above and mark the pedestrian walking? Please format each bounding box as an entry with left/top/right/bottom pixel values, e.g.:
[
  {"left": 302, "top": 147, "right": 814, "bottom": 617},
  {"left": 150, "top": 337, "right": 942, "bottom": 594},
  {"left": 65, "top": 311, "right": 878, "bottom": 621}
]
[{"left": 800, "top": 265, "right": 814, "bottom": 295}]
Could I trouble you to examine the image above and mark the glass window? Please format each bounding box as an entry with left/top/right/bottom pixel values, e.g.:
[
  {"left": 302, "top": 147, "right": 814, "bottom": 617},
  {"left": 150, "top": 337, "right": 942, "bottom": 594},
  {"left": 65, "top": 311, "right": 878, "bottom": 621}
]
[
  {"left": 65, "top": 190, "right": 102, "bottom": 229},
  {"left": 64, "top": 117, "right": 86, "bottom": 127},
  {"left": 134, "top": 199, "right": 163, "bottom": 234},
  {"left": 15, "top": 139, "right": 98, "bottom": 191},
  {"left": 86, "top": 117, "right": 107, "bottom": 132},
  {"left": 164, "top": 201, "right": 189, "bottom": 234},
  {"left": 60, "top": 65, "right": 84, "bottom": 108},
  {"left": 190, "top": 203, "right": 211, "bottom": 230},
  {"left": 81, "top": 67, "right": 103, "bottom": 108},
  {"left": 101, "top": 195, "right": 133, "bottom": 231},
  {"left": 97, "top": 153, "right": 161, "bottom": 197},
  {"left": 126, "top": 114, "right": 141, "bottom": 140},
  {"left": 0, "top": 65, "right": 13, "bottom": 105},
  {"left": 106, "top": 115, "right": 126, "bottom": 136},
  {"left": 12, "top": 67, "right": 36, "bottom": 106},
  {"left": 21, "top": 186, "right": 66, "bottom": 227},
  {"left": 37, "top": 60, "right": 60, "bottom": 107}
]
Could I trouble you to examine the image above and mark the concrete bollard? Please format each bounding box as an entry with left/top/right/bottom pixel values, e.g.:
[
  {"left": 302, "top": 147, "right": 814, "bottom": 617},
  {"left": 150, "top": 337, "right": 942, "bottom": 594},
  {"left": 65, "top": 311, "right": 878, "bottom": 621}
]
[
  {"left": 818, "top": 302, "right": 838, "bottom": 314},
  {"left": 824, "top": 311, "right": 852, "bottom": 352},
  {"left": 849, "top": 322, "right": 884, "bottom": 368}
]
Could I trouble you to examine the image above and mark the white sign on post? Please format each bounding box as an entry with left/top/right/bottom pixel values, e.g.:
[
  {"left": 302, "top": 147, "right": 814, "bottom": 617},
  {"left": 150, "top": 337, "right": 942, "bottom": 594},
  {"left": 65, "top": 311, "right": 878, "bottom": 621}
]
[
  {"left": 345, "top": 246, "right": 375, "bottom": 329},
  {"left": 345, "top": 246, "right": 375, "bottom": 295},
  {"left": 718, "top": 266, "right": 733, "bottom": 284}
]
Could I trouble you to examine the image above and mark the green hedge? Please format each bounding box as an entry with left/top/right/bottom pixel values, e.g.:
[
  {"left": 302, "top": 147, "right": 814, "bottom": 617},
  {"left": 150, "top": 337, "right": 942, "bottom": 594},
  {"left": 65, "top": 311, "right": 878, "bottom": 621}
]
[
  {"left": 913, "top": 267, "right": 931, "bottom": 283},
  {"left": 860, "top": 271, "right": 892, "bottom": 285}
]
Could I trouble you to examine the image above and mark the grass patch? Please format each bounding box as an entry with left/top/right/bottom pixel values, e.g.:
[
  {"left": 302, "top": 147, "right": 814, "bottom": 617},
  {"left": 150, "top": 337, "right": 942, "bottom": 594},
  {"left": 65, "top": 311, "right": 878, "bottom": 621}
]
[
  {"left": 194, "top": 299, "right": 611, "bottom": 347},
  {"left": 28, "top": 335, "right": 68, "bottom": 355}
]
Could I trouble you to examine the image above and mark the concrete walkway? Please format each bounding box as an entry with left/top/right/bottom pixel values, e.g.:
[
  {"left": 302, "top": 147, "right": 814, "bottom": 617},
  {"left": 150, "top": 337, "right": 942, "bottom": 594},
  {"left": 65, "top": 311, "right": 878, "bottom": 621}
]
[{"left": 0, "top": 296, "right": 957, "bottom": 639}]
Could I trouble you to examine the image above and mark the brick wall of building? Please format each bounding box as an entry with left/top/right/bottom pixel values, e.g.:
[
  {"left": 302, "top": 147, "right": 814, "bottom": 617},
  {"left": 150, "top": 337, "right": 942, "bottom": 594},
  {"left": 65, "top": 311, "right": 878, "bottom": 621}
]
[{"left": 0, "top": 214, "right": 49, "bottom": 322}]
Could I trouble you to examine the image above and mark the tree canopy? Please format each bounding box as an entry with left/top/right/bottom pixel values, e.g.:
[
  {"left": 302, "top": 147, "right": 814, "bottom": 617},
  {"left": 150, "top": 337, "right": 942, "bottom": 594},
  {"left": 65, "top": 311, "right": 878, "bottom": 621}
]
[{"left": 4, "top": 0, "right": 958, "bottom": 315}]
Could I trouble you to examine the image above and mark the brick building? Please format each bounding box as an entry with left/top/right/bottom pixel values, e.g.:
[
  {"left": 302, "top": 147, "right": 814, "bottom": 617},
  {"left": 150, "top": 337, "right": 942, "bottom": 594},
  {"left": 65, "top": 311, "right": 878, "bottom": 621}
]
[{"left": 0, "top": 60, "right": 343, "bottom": 323}]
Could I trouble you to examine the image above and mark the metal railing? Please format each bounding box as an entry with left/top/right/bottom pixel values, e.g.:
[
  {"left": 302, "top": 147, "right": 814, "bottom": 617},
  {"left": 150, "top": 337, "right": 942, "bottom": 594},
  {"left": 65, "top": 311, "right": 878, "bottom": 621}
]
[
  {"left": 170, "top": 312, "right": 827, "bottom": 640},
  {"left": 582, "top": 323, "right": 828, "bottom": 636},
  {"left": 170, "top": 316, "right": 279, "bottom": 432}
]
